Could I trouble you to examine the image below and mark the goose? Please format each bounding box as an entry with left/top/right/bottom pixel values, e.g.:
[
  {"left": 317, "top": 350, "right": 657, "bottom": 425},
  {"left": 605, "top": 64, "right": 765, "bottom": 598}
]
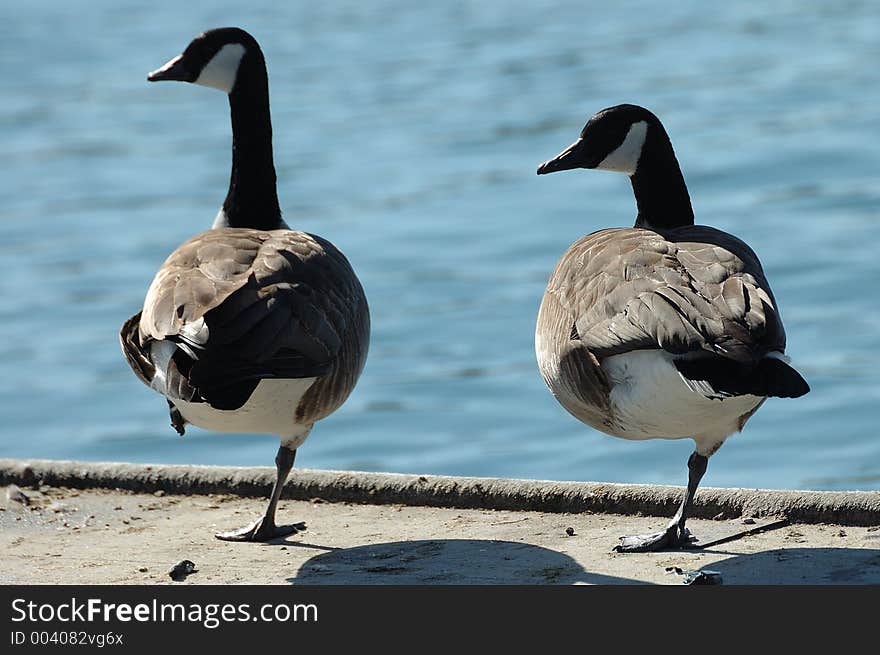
[
  {"left": 535, "top": 104, "right": 809, "bottom": 552},
  {"left": 120, "top": 28, "right": 370, "bottom": 542}
]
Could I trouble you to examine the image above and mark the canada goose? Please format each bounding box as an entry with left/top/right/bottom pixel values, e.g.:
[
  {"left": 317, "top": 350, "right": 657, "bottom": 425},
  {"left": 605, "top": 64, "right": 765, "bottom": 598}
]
[
  {"left": 120, "top": 28, "right": 369, "bottom": 542},
  {"left": 535, "top": 104, "right": 809, "bottom": 552}
]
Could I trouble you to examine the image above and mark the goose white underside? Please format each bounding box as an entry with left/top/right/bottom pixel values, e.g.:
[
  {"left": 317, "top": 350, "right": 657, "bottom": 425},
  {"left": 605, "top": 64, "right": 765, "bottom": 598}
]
[
  {"left": 149, "top": 341, "right": 316, "bottom": 447},
  {"left": 171, "top": 378, "right": 317, "bottom": 446},
  {"left": 601, "top": 350, "right": 763, "bottom": 454}
]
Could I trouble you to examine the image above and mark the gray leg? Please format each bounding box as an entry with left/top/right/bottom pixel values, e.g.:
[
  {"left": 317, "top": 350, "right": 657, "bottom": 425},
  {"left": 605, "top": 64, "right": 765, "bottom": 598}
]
[
  {"left": 614, "top": 451, "right": 708, "bottom": 553},
  {"left": 168, "top": 401, "right": 186, "bottom": 436},
  {"left": 215, "top": 445, "right": 305, "bottom": 542}
]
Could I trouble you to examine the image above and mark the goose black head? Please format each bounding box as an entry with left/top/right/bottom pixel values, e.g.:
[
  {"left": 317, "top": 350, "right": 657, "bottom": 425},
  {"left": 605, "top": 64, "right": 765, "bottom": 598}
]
[
  {"left": 537, "top": 104, "right": 666, "bottom": 176},
  {"left": 147, "top": 27, "right": 262, "bottom": 94},
  {"left": 537, "top": 104, "right": 693, "bottom": 228}
]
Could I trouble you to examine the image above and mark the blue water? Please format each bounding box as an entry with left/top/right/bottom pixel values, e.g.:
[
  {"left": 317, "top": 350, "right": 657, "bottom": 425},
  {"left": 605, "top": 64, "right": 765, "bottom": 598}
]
[{"left": 1, "top": 1, "right": 877, "bottom": 491}]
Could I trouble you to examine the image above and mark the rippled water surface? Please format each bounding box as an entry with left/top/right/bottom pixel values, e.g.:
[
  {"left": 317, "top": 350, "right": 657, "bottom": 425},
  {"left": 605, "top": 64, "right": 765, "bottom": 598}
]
[{"left": 1, "top": 1, "right": 877, "bottom": 490}]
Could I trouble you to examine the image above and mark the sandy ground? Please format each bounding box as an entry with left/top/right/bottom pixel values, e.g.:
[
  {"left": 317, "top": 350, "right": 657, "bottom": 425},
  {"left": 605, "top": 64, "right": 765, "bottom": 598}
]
[{"left": 2, "top": 485, "right": 879, "bottom": 585}]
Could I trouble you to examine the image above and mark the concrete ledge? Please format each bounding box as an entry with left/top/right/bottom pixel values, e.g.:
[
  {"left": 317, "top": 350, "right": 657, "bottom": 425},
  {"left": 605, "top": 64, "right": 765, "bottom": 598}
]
[{"left": 2, "top": 458, "right": 879, "bottom": 526}]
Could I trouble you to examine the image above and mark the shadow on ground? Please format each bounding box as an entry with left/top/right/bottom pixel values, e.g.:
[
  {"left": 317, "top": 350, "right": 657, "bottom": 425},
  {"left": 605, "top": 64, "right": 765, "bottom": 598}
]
[
  {"left": 287, "top": 540, "right": 880, "bottom": 585},
  {"left": 287, "top": 539, "right": 640, "bottom": 585},
  {"left": 697, "top": 547, "right": 880, "bottom": 584}
]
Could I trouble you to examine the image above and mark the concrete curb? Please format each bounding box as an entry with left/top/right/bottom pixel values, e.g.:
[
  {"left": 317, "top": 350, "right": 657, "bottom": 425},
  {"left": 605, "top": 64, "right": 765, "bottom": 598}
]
[{"left": 2, "top": 458, "right": 879, "bottom": 526}]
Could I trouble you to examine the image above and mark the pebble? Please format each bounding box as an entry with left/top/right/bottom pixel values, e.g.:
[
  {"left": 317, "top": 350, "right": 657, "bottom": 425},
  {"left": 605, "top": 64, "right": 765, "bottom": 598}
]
[
  {"left": 6, "top": 484, "right": 31, "bottom": 506},
  {"left": 169, "top": 560, "right": 197, "bottom": 581}
]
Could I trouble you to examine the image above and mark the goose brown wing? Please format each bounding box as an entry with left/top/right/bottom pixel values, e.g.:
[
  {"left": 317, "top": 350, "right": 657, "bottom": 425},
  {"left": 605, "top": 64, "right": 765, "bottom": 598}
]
[
  {"left": 547, "top": 226, "right": 786, "bottom": 369},
  {"left": 122, "top": 227, "right": 361, "bottom": 409}
]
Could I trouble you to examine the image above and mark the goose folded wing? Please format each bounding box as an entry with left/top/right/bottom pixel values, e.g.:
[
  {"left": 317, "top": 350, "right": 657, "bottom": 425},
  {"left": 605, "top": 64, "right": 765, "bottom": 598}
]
[
  {"left": 555, "top": 229, "right": 786, "bottom": 396},
  {"left": 132, "top": 229, "right": 351, "bottom": 402}
]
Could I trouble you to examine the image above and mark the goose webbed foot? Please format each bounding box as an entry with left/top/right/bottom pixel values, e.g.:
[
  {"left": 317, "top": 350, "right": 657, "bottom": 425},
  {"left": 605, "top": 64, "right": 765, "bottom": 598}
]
[
  {"left": 215, "top": 444, "right": 302, "bottom": 542},
  {"left": 614, "top": 451, "right": 709, "bottom": 553},
  {"left": 215, "top": 518, "right": 306, "bottom": 542},
  {"left": 614, "top": 525, "right": 696, "bottom": 553}
]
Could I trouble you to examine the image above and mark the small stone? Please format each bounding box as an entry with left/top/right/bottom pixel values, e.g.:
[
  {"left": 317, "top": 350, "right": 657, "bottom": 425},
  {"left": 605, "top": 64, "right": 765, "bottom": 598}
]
[
  {"left": 138, "top": 567, "right": 148, "bottom": 573},
  {"left": 153, "top": 490, "right": 165, "bottom": 497},
  {"left": 565, "top": 527, "right": 576, "bottom": 536},
  {"left": 837, "top": 530, "right": 847, "bottom": 537},
  {"left": 6, "top": 485, "right": 30, "bottom": 506},
  {"left": 169, "top": 560, "right": 197, "bottom": 582},
  {"left": 683, "top": 570, "right": 723, "bottom": 586},
  {"left": 742, "top": 517, "right": 756, "bottom": 525}
]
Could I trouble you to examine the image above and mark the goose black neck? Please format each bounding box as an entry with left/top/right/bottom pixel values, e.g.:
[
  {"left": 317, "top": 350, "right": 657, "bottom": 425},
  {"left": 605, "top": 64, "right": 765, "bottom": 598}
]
[
  {"left": 221, "top": 51, "right": 283, "bottom": 230},
  {"left": 631, "top": 126, "right": 694, "bottom": 230}
]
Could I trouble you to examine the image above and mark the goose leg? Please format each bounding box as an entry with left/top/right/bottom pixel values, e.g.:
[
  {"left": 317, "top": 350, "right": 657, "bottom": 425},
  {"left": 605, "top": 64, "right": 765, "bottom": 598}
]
[
  {"left": 614, "top": 451, "right": 708, "bottom": 553},
  {"left": 168, "top": 400, "right": 186, "bottom": 436},
  {"left": 215, "top": 445, "right": 305, "bottom": 542}
]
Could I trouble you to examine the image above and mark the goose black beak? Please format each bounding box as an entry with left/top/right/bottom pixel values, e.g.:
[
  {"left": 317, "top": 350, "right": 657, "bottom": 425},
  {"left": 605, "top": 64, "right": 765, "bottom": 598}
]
[
  {"left": 148, "top": 55, "right": 193, "bottom": 83},
  {"left": 537, "top": 138, "right": 593, "bottom": 175}
]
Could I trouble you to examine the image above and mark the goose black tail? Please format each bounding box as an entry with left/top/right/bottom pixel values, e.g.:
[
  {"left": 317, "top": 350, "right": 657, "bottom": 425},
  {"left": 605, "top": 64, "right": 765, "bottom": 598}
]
[
  {"left": 675, "top": 355, "right": 810, "bottom": 399},
  {"left": 753, "top": 357, "right": 810, "bottom": 398}
]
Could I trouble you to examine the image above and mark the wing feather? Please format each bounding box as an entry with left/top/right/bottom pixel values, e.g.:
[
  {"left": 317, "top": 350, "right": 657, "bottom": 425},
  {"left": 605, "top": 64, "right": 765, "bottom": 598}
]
[
  {"left": 121, "top": 227, "right": 367, "bottom": 410},
  {"left": 550, "top": 226, "right": 786, "bottom": 364}
]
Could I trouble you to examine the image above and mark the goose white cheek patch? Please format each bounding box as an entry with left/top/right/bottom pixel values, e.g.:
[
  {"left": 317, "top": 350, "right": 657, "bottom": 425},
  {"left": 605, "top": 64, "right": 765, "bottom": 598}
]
[
  {"left": 195, "top": 43, "right": 246, "bottom": 93},
  {"left": 596, "top": 120, "right": 648, "bottom": 175}
]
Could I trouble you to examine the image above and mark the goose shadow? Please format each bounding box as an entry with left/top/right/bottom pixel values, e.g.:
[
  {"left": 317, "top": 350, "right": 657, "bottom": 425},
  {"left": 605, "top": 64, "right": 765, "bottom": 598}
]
[
  {"left": 285, "top": 539, "right": 880, "bottom": 585},
  {"left": 691, "top": 546, "right": 880, "bottom": 584},
  {"left": 286, "top": 539, "right": 642, "bottom": 585}
]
